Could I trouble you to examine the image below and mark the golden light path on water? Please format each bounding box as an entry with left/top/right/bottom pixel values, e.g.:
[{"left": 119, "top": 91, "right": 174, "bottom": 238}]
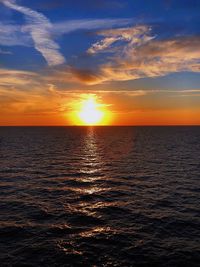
[
  {"left": 79, "top": 127, "right": 107, "bottom": 195},
  {"left": 61, "top": 127, "right": 113, "bottom": 245},
  {"left": 58, "top": 126, "right": 136, "bottom": 254}
]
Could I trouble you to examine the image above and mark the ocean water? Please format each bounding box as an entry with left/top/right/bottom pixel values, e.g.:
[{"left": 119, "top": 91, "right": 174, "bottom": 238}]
[{"left": 0, "top": 126, "right": 199, "bottom": 267}]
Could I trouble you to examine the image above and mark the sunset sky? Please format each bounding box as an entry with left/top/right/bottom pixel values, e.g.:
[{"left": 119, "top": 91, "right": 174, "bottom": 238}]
[{"left": 0, "top": 0, "right": 200, "bottom": 125}]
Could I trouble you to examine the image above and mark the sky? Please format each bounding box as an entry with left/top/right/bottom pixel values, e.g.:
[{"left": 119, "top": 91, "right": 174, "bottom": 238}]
[{"left": 0, "top": 0, "right": 200, "bottom": 125}]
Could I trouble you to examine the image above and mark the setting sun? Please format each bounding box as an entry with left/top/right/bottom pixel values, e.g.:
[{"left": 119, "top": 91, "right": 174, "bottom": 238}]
[
  {"left": 79, "top": 97, "right": 104, "bottom": 125},
  {"left": 69, "top": 95, "right": 111, "bottom": 125}
]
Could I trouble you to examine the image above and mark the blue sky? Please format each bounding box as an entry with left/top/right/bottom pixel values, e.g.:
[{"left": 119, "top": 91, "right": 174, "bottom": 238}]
[
  {"left": 0, "top": 0, "right": 200, "bottom": 125},
  {"left": 1, "top": 1, "right": 200, "bottom": 73}
]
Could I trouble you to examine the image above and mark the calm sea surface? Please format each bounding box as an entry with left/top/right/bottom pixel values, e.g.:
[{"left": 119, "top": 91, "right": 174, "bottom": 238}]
[{"left": 0, "top": 126, "right": 199, "bottom": 267}]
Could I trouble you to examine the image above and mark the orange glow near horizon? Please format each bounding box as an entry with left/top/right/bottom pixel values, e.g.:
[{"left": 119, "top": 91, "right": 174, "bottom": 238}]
[
  {"left": 1, "top": 108, "right": 200, "bottom": 126},
  {"left": 0, "top": 91, "right": 200, "bottom": 126}
]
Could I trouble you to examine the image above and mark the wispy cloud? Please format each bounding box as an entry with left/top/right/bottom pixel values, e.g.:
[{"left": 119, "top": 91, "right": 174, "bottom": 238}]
[
  {"left": 0, "top": 22, "right": 31, "bottom": 46},
  {"left": 0, "top": 68, "right": 38, "bottom": 87},
  {"left": 1, "top": 0, "right": 65, "bottom": 66},
  {"left": 53, "top": 18, "right": 133, "bottom": 35},
  {"left": 0, "top": 48, "right": 12, "bottom": 54},
  {"left": 0, "top": 19, "right": 131, "bottom": 50},
  {"left": 87, "top": 25, "right": 153, "bottom": 54},
  {"left": 0, "top": 68, "right": 60, "bottom": 117},
  {"left": 73, "top": 25, "right": 200, "bottom": 84},
  {"left": 0, "top": 17, "right": 132, "bottom": 47},
  {"left": 0, "top": 1, "right": 132, "bottom": 65}
]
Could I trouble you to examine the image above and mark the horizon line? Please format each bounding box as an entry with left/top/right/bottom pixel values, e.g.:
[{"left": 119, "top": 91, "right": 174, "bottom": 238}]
[{"left": 0, "top": 125, "right": 200, "bottom": 127}]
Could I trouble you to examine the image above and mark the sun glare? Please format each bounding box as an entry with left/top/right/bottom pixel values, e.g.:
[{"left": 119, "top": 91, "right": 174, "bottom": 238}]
[
  {"left": 78, "top": 96, "right": 105, "bottom": 125},
  {"left": 69, "top": 94, "right": 112, "bottom": 125}
]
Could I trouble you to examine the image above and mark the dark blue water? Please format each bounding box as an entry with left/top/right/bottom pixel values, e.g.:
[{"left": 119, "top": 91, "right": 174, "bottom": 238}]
[{"left": 0, "top": 126, "right": 199, "bottom": 267}]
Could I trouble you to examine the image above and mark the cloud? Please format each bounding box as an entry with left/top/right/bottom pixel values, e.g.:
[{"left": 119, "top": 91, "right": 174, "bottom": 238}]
[
  {"left": 0, "top": 22, "right": 31, "bottom": 46},
  {"left": 87, "top": 25, "right": 153, "bottom": 54},
  {"left": 0, "top": 48, "right": 12, "bottom": 54},
  {"left": 1, "top": 0, "right": 65, "bottom": 66},
  {"left": 70, "top": 68, "right": 106, "bottom": 85},
  {"left": 0, "top": 68, "right": 61, "bottom": 116},
  {"left": 0, "top": 1, "right": 132, "bottom": 64},
  {"left": 0, "top": 69, "right": 38, "bottom": 89},
  {"left": 53, "top": 18, "right": 133, "bottom": 35},
  {"left": 87, "top": 37, "right": 118, "bottom": 54},
  {"left": 73, "top": 25, "right": 200, "bottom": 84},
  {"left": 0, "top": 86, "right": 58, "bottom": 115},
  {"left": 0, "top": 18, "right": 132, "bottom": 50}
]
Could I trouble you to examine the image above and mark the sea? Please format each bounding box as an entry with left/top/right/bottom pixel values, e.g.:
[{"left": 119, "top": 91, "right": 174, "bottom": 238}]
[{"left": 0, "top": 126, "right": 199, "bottom": 267}]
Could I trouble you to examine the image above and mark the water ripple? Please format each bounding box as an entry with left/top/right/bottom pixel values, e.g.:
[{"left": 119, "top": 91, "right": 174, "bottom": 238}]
[{"left": 0, "top": 126, "right": 200, "bottom": 266}]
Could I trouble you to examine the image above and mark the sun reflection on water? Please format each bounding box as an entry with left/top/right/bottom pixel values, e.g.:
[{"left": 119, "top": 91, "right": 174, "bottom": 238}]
[
  {"left": 80, "top": 127, "right": 103, "bottom": 179},
  {"left": 74, "top": 127, "right": 109, "bottom": 211}
]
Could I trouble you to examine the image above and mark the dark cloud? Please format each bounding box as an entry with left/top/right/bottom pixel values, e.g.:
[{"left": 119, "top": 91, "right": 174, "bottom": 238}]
[{"left": 70, "top": 68, "right": 104, "bottom": 85}]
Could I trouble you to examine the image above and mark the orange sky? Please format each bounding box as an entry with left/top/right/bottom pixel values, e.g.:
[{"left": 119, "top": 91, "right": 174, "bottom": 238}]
[{"left": 1, "top": 87, "right": 200, "bottom": 126}]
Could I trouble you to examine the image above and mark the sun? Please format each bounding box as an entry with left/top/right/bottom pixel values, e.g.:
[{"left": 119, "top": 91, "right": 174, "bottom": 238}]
[
  {"left": 78, "top": 96, "right": 104, "bottom": 125},
  {"left": 68, "top": 94, "right": 112, "bottom": 125}
]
